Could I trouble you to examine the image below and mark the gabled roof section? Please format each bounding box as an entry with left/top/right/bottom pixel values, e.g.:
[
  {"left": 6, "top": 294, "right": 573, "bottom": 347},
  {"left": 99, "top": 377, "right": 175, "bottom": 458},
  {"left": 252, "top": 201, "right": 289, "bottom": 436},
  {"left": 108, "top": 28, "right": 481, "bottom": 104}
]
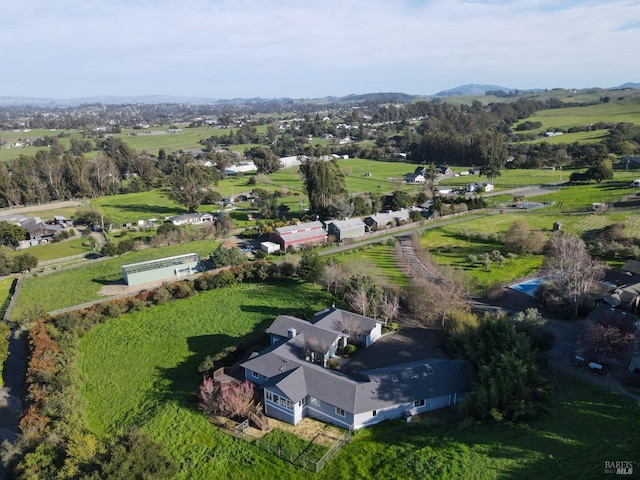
[
  {"left": 354, "top": 359, "right": 474, "bottom": 414},
  {"left": 267, "top": 315, "right": 343, "bottom": 351},
  {"left": 265, "top": 367, "right": 307, "bottom": 403},
  {"left": 312, "top": 307, "right": 379, "bottom": 336},
  {"left": 275, "top": 221, "right": 324, "bottom": 236},
  {"left": 325, "top": 218, "right": 366, "bottom": 230},
  {"left": 622, "top": 259, "right": 640, "bottom": 276}
]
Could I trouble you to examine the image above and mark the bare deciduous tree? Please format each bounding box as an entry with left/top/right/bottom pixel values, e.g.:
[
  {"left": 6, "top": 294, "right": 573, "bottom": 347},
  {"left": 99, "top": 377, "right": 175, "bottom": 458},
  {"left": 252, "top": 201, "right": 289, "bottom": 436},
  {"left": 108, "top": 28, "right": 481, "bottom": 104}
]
[
  {"left": 348, "top": 285, "right": 370, "bottom": 317},
  {"left": 321, "top": 263, "right": 345, "bottom": 293},
  {"left": 334, "top": 316, "right": 363, "bottom": 339},
  {"left": 403, "top": 276, "right": 468, "bottom": 327},
  {"left": 542, "top": 233, "right": 604, "bottom": 317},
  {"left": 377, "top": 290, "right": 400, "bottom": 325}
]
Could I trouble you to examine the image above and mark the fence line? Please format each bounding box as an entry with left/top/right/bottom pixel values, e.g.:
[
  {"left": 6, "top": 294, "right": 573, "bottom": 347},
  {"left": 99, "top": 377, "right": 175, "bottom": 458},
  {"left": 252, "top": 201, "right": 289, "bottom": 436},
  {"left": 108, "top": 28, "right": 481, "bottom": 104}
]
[{"left": 219, "top": 415, "right": 350, "bottom": 473}]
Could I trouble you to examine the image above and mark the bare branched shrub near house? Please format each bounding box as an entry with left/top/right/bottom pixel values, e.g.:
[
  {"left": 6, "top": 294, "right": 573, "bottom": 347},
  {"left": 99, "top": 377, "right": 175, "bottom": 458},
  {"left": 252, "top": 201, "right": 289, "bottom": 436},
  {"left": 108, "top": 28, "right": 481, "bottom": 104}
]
[
  {"left": 348, "top": 286, "right": 369, "bottom": 317},
  {"left": 403, "top": 276, "right": 468, "bottom": 327},
  {"left": 541, "top": 233, "right": 604, "bottom": 317},
  {"left": 377, "top": 289, "right": 400, "bottom": 325},
  {"left": 334, "top": 316, "right": 363, "bottom": 340},
  {"left": 217, "top": 381, "right": 255, "bottom": 419},
  {"left": 199, "top": 377, "right": 221, "bottom": 416},
  {"left": 304, "top": 336, "right": 330, "bottom": 364}
]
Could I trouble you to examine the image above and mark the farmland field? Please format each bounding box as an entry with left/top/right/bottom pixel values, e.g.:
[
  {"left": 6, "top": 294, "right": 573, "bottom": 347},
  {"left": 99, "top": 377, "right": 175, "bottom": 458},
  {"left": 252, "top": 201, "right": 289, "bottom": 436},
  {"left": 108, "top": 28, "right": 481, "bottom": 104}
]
[
  {"left": 75, "top": 279, "right": 640, "bottom": 479},
  {"left": 329, "top": 241, "right": 410, "bottom": 287},
  {"left": 4, "top": 237, "right": 93, "bottom": 262},
  {"left": 9, "top": 239, "right": 219, "bottom": 321}
]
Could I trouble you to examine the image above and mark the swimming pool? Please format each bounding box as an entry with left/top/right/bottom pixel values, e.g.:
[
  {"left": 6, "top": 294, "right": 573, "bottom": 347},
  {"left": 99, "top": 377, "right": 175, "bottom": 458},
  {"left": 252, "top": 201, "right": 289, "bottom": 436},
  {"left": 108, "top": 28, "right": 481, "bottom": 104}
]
[{"left": 509, "top": 277, "right": 546, "bottom": 297}]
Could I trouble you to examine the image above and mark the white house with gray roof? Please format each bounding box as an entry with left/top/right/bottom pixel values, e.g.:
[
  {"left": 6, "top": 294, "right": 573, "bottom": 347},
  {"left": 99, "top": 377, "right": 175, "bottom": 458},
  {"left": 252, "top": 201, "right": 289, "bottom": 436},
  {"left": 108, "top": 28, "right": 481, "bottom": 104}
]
[{"left": 241, "top": 308, "right": 473, "bottom": 430}]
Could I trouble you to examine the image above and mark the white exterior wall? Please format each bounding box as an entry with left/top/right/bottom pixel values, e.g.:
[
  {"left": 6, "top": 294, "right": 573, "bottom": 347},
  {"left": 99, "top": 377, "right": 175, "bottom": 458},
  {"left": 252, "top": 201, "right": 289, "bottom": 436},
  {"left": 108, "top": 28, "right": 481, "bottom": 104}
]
[{"left": 365, "top": 323, "right": 382, "bottom": 348}]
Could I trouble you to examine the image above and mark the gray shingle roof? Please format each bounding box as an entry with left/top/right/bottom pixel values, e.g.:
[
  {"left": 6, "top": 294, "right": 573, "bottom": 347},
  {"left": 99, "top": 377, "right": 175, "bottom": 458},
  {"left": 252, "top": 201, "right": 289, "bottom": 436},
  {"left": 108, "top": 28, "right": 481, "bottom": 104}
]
[
  {"left": 267, "top": 315, "right": 344, "bottom": 348},
  {"left": 312, "top": 308, "right": 379, "bottom": 337},
  {"left": 242, "top": 311, "right": 474, "bottom": 416},
  {"left": 354, "top": 359, "right": 474, "bottom": 413}
]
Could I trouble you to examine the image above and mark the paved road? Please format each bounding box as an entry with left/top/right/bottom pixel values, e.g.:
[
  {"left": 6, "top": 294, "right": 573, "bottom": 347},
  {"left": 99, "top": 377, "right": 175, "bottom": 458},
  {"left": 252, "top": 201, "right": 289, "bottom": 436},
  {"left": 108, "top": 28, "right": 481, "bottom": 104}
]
[{"left": 0, "top": 330, "right": 26, "bottom": 480}]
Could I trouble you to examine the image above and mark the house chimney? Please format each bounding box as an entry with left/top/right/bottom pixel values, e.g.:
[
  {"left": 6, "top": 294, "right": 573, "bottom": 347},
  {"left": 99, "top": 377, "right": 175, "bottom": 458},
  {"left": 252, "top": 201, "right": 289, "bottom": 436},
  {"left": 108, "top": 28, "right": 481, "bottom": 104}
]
[{"left": 287, "top": 328, "right": 297, "bottom": 338}]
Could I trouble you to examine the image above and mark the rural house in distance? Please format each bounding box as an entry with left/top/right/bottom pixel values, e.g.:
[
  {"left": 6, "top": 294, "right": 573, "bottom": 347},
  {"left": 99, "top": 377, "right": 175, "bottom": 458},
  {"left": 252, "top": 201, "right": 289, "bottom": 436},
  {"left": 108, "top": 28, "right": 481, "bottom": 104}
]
[{"left": 241, "top": 308, "right": 473, "bottom": 430}]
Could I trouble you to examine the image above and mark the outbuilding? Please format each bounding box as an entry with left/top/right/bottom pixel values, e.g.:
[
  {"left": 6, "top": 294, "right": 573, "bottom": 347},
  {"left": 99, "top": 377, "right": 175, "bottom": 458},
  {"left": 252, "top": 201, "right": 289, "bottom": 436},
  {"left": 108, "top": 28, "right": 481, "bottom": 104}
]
[
  {"left": 325, "top": 218, "right": 366, "bottom": 242},
  {"left": 122, "top": 253, "right": 201, "bottom": 286},
  {"left": 260, "top": 241, "right": 281, "bottom": 254}
]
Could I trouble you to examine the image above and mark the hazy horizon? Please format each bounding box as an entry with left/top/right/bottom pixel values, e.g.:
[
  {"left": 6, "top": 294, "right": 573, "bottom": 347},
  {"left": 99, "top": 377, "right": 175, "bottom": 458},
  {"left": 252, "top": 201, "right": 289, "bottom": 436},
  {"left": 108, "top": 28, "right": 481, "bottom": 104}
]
[{"left": 2, "top": 0, "right": 639, "bottom": 99}]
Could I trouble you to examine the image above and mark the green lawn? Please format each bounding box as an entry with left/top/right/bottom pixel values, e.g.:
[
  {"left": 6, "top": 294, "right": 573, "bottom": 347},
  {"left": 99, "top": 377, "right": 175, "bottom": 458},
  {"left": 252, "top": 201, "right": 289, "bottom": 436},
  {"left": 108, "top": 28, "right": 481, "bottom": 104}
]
[
  {"left": 329, "top": 242, "right": 410, "bottom": 287},
  {"left": 77, "top": 280, "right": 336, "bottom": 478},
  {"left": 75, "top": 279, "right": 640, "bottom": 479},
  {"left": 4, "top": 237, "right": 93, "bottom": 263},
  {"left": 10, "top": 239, "right": 219, "bottom": 321},
  {"left": 91, "top": 190, "right": 189, "bottom": 226}
]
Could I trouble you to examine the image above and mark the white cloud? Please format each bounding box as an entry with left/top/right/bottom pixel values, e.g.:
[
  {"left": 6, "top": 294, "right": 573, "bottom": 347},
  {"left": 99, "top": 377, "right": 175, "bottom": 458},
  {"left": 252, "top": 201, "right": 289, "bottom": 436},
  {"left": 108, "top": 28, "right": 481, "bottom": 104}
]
[{"left": 1, "top": 0, "right": 638, "bottom": 97}]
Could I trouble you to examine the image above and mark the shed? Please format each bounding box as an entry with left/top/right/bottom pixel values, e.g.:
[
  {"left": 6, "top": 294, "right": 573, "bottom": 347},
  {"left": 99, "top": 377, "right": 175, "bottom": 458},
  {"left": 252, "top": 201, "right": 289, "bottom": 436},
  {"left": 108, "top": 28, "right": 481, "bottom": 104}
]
[
  {"left": 122, "top": 253, "right": 200, "bottom": 286},
  {"left": 260, "top": 241, "right": 281, "bottom": 254},
  {"left": 325, "top": 218, "right": 366, "bottom": 242}
]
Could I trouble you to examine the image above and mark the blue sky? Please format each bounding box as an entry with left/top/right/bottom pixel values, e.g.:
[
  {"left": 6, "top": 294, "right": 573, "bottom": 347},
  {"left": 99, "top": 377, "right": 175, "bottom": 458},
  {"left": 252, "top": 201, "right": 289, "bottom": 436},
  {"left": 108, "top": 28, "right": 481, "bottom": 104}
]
[{"left": 2, "top": 0, "right": 638, "bottom": 99}]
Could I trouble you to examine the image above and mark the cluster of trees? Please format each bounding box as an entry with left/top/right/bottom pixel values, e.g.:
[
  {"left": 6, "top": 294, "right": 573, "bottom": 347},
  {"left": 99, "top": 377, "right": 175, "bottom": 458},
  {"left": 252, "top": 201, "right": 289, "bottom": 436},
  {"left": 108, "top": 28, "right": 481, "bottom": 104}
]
[
  {"left": 0, "top": 252, "right": 38, "bottom": 275},
  {"left": 579, "top": 314, "right": 637, "bottom": 365},
  {"left": 455, "top": 315, "right": 551, "bottom": 422}
]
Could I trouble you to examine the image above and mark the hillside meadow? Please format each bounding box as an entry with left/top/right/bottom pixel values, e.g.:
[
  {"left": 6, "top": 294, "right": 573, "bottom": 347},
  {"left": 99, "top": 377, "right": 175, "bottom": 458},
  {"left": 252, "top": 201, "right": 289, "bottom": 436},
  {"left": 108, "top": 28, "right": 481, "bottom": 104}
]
[
  {"left": 74, "top": 279, "right": 640, "bottom": 479},
  {"left": 9, "top": 239, "right": 219, "bottom": 321}
]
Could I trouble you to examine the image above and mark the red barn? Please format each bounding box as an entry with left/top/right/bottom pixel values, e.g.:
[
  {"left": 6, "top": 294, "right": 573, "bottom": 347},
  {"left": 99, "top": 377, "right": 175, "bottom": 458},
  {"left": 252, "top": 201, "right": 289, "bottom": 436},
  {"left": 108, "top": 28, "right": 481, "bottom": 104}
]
[{"left": 270, "top": 221, "right": 327, "bottom": 250}]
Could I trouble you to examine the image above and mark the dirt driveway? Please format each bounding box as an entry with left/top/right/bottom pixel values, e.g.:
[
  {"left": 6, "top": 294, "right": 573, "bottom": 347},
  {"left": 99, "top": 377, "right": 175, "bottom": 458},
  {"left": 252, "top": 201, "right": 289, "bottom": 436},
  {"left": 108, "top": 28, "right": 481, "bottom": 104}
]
[{"left": 0, "top": 200, "right": 85, "bottom": 217}]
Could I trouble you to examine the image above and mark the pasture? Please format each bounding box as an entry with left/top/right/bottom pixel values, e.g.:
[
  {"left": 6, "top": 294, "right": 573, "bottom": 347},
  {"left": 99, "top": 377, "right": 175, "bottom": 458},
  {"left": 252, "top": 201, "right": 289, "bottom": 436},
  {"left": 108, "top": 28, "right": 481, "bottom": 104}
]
[
  {"left": 9, "top": 239, "right": 219, "bottom": 321},
  {"left": 512, "top": 97, "right": 640, "bottom": 132},
  {"left": 74, "top": 279, "right": 640, "bottom": 479},
  {"left": 4, "top": 237, "right": 93, "bottom": 263},
  {"left": 329, "top": 241, "right": 410, "bottom": 287}
]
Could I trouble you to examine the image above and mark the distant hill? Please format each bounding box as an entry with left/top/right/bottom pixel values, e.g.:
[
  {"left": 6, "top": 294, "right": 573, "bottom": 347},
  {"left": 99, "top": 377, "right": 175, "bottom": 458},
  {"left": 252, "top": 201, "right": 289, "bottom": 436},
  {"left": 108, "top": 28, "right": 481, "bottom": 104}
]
[
  {"left": 434, "top": 84, "right": 514, "bottom": 97},
  {"left": 614, "top": 82, "right": 640, "bottom": 89},
  {"left": 338, "top": 92, "right": 422, "bottom": 103}
]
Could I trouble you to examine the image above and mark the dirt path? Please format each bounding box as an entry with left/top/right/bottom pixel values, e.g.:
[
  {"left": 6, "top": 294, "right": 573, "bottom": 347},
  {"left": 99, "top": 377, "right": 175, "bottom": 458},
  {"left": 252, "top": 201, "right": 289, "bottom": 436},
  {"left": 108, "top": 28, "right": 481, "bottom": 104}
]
[{"left": 0, "top": 199, "right": 85, "bottom": 217}]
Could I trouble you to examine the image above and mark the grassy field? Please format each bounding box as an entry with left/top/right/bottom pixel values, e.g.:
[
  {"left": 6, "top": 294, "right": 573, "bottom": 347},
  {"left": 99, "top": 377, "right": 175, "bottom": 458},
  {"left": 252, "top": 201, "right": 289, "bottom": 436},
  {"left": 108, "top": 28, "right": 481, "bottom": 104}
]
[
  {"left": 420, "top": 227, "right": 543, "bottom": 289},
  {"left": 329, "top": 241, "right": 410, "bottom": 287},
  {"left": 77, "top": 280, "right": 336, "bottom": 478},
  {"left": 3, "top": 237, "right": 93, "bottom": 262},
  {"left": 91, "top": 190, "right": 189, "bottom": 225},
  {"left": 523, "top": 182, "right": 638, "bottom": 212},
  {"left": 512, "top": 97, "right": 640, "bottom": 132},
  {"left": 75, "top": 279, "right": 640, "bottom": 479},
  {"left": 9, "top": 239, "right": 219, "bottom": 321},
  {"left": 418, "top": 210, "right": 640, "bottom": 289}
]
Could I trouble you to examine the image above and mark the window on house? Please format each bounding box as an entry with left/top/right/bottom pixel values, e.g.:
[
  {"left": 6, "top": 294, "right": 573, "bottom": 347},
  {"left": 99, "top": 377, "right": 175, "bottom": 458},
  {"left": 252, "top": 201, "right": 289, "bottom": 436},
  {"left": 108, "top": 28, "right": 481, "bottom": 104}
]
[
  {"left": 251, "top": 371, "right": 260, "bottom": 379},
  {"left": 390, "top": 374, "right": 398, "bottom": 382},
  {"left": 372, "top": 410, "right": 377, "bottom": 417},
  {"left": 287, "top": 400, "right": 293, "bottom": 410},
  {"left": 266, "top": 391, "right": 273, "bottom": 402},
  {"left": 336, "top": 407, "right": 346, "bottom": 417},
  {"left": 273, "top": 394, "right": 279, "bottom": 404},
  {"left": 414, "top": 399, "right": 425, "bottom": 407},
  {"left": 299, "top": 399, "right": 305, "bottom": 407},
  {"left": 310, "top": 397, "right": 320, "bottom": 406},
  {"left": 280, "top": 398, "right": 287, "bottom": 407}
]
